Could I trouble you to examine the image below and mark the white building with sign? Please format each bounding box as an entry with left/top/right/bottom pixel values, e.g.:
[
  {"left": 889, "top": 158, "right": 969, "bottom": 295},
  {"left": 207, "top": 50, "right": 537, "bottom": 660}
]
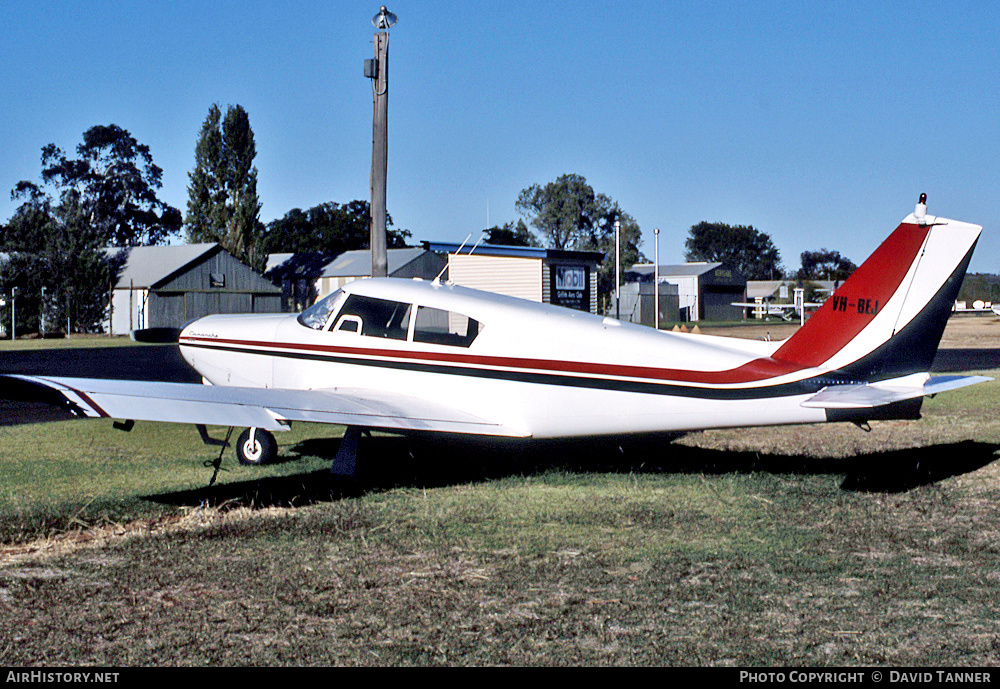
[{"left": 422, "top": 242, "right": 603, "bottom": 314}]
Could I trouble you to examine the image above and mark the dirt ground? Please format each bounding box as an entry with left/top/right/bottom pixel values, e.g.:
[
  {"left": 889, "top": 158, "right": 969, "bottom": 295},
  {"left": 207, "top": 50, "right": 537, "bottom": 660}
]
[{"left": 935, "top": 314, "right": 1000, "bottom": 348}]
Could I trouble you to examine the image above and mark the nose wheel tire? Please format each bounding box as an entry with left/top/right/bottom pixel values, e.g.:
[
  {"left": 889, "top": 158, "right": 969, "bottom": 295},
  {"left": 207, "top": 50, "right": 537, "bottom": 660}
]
[{"left": 236, "top": 428, "right": 277, "bottom": 466}]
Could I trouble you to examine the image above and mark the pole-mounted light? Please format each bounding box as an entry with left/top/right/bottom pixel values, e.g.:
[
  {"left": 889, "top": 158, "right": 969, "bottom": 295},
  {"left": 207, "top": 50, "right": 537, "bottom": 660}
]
[{"left": 372, "top": 5, "right": 397, "bottom": 30}]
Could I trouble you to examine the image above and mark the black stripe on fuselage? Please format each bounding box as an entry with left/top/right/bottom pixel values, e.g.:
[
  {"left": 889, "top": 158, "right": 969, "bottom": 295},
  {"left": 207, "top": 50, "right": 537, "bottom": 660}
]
[{"left": 180, "top": 341, "right": 841, "bottom": 401}]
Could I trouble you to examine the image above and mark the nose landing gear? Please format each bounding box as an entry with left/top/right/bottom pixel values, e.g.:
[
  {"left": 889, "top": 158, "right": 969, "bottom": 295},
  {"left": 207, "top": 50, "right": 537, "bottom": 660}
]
[{"left": 236, "top": 427, "right": 277, "bottom": 466}]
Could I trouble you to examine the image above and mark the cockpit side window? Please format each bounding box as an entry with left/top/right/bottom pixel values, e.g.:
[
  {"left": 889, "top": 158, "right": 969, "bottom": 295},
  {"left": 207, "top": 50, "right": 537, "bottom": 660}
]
[
  {"left": 337, "top": 294, "right": 411, "bottom": 340},
  {"left": 413, "top": 305, "right": 481, "bottom": 347},
  {"left": 297, "top": 290, "right": 346, "bottom": 330}
]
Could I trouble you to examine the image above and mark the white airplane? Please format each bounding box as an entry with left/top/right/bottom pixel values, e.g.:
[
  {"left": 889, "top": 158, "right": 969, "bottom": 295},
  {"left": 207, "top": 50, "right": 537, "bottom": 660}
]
[
  {"left": 2, "top": 196, "right": 990, "bottom": 477},
  {"left": 730, "top": 299, "right": 824, "bottom": 322}
]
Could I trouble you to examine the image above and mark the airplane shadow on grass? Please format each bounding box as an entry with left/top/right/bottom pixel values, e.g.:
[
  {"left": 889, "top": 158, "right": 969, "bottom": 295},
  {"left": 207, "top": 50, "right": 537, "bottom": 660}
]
[{"left": 146, "top": 432, "right": 1000, "bottom": 509}]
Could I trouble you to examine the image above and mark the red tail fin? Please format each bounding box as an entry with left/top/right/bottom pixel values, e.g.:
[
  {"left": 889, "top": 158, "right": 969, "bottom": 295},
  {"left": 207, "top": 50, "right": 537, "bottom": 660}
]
[{"left": 773, "top": 210, "right": 980, "bottom": 380}]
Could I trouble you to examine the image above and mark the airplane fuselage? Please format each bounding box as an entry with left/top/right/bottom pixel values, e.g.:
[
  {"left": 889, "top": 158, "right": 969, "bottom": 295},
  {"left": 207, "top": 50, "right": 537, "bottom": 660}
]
[{"left": 178, "top": 278, "right": 832, "bottom": 439}]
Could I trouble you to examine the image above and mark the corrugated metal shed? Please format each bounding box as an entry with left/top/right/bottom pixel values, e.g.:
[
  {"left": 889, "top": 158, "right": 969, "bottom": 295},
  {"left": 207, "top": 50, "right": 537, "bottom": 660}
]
[
  {"left": 107, "top": 243, "right": 281, "bottom": 334},
  {"left": 449, "top": 253, "right": 542, "bottom": 302},
  {"left": 626, "top": 262, "right": 746, "bottom": 321}
]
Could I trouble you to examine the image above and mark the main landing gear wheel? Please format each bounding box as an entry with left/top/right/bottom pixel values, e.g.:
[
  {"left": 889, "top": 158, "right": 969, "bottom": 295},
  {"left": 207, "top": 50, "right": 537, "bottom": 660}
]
[{"left": 236, "top": 427, "right": 277, "bottom": 466}]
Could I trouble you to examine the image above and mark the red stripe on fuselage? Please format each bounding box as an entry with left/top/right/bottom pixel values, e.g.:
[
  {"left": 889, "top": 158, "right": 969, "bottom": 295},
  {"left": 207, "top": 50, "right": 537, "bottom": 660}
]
[
  {"left": 179, "top": 336, "right": 807, "bottom": 386},
  {"left": 773, "top": 223, "right": 929, "bottom": 367}
]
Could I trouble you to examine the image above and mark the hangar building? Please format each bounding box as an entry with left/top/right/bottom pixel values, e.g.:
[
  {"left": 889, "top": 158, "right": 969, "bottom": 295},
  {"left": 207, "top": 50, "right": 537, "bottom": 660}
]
[
  {"left": 106, "top": 243, "right": 282, "bottom": 335},
  {"left": 626, "top": 262, "right": 747, "bottom": 321}
]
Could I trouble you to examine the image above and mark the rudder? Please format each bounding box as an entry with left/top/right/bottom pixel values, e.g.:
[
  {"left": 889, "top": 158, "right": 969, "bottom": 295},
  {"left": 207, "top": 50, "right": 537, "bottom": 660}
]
[{"left": 774, "top": 197, "right": 981, "bottom": 381}]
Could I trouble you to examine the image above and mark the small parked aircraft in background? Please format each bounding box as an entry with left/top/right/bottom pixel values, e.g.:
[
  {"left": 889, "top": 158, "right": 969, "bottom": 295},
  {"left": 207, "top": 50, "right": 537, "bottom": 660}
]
[
  {"left": 2, "top": 195, "right": 989, "bottom": 477},
  {"left": 730, "top": 297, "right": 825, "bottom": 323},
  {"left": 948, "top": 300, "right": 995, "bottom": 314}
]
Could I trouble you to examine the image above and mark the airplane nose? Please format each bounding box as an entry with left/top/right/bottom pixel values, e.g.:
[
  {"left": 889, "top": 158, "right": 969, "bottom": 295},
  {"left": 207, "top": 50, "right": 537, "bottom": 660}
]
[
  {"left": 177, "top": 313, "right": 286, "bottom": 388},
  {"left": 178, "top": 317, "right": 203, "bottom": 342}
]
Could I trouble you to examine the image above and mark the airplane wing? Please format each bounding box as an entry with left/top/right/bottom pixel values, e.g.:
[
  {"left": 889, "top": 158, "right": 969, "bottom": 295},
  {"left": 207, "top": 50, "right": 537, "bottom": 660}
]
[
  {"left": 1, "top": 375, "right": 529, "bottom": 437},
  {"left": 801, "top": 375, "right": 991, "bottom": 409}
]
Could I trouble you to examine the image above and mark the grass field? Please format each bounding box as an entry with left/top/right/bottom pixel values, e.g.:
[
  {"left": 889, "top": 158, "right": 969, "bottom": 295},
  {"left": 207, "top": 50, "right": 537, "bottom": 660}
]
[
  {"left": 1, "top": 368, "right": 999, "bottom": 666},
  {"left": 0, "top": 334, "right": 138, "bottom": 351}
]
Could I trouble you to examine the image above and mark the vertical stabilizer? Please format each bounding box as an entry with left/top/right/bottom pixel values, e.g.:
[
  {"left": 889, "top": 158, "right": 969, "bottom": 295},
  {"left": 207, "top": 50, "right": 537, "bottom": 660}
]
[{"left": 774, "top": 197, "right": 981, "bottom": 381}]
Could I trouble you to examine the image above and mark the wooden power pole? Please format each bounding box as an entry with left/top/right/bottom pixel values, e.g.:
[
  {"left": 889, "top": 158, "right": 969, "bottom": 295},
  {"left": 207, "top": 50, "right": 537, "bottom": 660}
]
[{"left": 367, "top": 7, "right": 397, "bottom": 278}]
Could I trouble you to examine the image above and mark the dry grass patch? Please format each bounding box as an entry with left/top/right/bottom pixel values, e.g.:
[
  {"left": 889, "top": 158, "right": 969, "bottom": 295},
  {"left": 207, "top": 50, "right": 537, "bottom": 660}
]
[{"left": 1, "top": 368, "right": 999, "bottom": 665}]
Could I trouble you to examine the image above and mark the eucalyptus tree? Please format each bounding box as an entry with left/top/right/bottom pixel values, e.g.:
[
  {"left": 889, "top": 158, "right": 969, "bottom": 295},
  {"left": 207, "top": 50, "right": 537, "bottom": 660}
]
[
  {"left": 684, "top": 222, "right": 783, "bottom": 280},
  {"left": 33, "top": 124, "right": 181, "bottom": 247},
  {"left": 1, "top": 123, "right": 173, "bottom": 332},
  {"left": 517, "top": 173, "right": 644, "bottom": 299}
]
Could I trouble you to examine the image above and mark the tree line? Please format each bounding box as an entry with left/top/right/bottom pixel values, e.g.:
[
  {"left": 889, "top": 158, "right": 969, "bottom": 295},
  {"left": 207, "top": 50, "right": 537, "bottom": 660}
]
[
  {"left": 0, "top": 107, "right": 408, "bottom": 335},
  {"left": 0, "top": 124, "right": 181, "bottom": 335},
  {"left": 1, "top": 107, "right": 873, "bottom": 335}
]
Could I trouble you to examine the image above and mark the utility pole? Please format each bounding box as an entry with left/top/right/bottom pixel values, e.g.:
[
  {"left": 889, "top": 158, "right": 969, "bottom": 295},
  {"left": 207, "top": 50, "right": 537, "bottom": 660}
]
[
  {"left": 615, "top": 220, "right": 621, "bottom": 320},
  {"left": 366, "top": 6, "right": 397, "bottom": 278},
  {"left": 654, "top": 228, "right": 660, "bottom": 330}
]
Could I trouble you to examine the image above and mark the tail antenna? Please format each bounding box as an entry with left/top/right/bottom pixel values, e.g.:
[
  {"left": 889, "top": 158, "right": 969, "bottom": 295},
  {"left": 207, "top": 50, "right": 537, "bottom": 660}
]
[{"left": 915, "top": 192, "right": 928, "bottom": 225}]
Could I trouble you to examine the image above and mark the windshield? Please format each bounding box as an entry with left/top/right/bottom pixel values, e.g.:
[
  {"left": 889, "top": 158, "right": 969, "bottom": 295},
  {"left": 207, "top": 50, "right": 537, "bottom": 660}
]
[{"left": 297, "top": 290, "right": 346, "bottom": 330}]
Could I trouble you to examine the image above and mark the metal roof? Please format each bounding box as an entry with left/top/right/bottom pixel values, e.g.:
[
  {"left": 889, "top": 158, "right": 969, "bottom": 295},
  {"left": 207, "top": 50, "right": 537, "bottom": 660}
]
[
  {"left": 265, "top": 253, "right": 295, "bottom": 273},
  {"left": 421, "top": 241, "right": 604, "bottom": 263},
  {"left": 319, "top": 247, "right": 429, "bottom": 278},
  {"left": 265, "top": 252, "right": 335, "bottom": 278},
  {"left": 746, "top": 280, "right": 785, "bottom": 299},
  {"left": 108, "top": 243, "right": 221, "bottom": 289},
  {"left": 628, "top": 262, "right": 724, "bottom": 277}
]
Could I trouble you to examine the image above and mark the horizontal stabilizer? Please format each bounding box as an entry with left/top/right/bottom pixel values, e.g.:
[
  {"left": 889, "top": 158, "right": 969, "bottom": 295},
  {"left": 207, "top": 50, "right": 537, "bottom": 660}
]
[
  {"left": 0, "top": 375, "right": 530, "bottom": 437},
  {"left": 802, "top": 375, "right": 991, "bottom": 409}
]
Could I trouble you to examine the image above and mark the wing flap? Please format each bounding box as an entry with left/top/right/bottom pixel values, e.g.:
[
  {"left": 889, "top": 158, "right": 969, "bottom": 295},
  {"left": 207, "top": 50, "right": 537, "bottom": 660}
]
[
  {"left": 802, "top": 375, "right": 991, "bottom": 409},
  {"left": 1, "top": 375, "right": 528, "bottom": 437}
]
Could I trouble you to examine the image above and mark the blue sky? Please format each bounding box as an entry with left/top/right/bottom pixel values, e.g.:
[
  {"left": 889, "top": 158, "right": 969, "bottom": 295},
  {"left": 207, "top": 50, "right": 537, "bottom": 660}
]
[{"left": 3, "top": 0, "right": 998, "bottom": 272}]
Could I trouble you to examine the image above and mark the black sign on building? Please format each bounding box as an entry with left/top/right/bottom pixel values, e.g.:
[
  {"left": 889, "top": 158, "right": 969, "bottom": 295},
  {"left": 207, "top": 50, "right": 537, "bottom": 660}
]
[{"left": 550, "top": 264, "right": 591, "bottom": 312}]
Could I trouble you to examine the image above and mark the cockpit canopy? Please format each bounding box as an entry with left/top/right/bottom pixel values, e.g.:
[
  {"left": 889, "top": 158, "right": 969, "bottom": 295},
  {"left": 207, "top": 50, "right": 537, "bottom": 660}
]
[{"left": 297, "top": 289, "right": 482, "bottom": 348}]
